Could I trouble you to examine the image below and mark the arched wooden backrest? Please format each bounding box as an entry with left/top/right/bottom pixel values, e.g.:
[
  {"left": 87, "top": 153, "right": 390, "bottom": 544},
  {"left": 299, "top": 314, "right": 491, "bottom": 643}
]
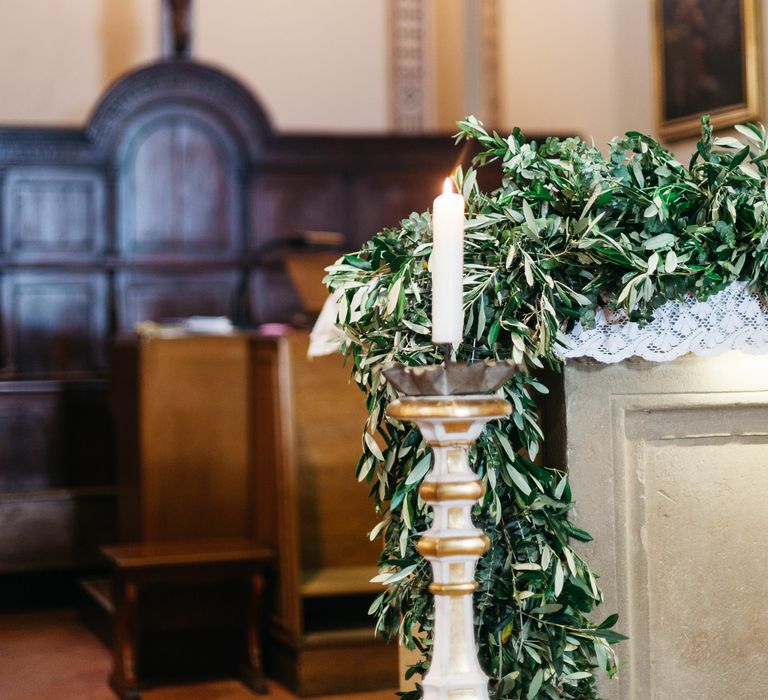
[{"left": 87, "top": 60, "right": 270, "bottom": 159}]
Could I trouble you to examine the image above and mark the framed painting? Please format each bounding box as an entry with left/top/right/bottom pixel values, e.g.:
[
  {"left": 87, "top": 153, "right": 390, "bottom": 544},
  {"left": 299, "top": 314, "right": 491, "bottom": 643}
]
[{"left": 654, "top": 0, "right": 760, "bottom": 140}]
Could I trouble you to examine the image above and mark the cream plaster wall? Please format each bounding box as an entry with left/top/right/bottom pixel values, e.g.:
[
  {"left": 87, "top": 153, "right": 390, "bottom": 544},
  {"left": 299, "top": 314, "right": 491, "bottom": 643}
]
[
  {"left": 498, "top": 0, "right": 654, "bottom": 149},
  {"left": 0, "top": 0, "right": 158, "bottom": 126},
  {"left": 0, "top": 0, "right": 388, "bottom": 133},
  {"left": 194, "top": 0, "right": 389, "bottom": 133},
  {"left": 497, "top": 0, "right": 768, "bottom": 156},
  {"left": 2, "top": 2, "right": 768, "bottom": 147}
]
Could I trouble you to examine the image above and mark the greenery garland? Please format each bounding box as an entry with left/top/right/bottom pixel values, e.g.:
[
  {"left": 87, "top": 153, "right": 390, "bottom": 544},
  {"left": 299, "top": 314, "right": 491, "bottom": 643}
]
[{"left": 324, "top": 115, "right": 768, "bottom": 699}]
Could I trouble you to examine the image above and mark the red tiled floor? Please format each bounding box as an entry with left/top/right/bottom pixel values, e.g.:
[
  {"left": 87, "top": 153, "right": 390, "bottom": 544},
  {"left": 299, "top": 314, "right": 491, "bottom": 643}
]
[{"left": 0, "top": 610, "right": 396, "bottom": 700}]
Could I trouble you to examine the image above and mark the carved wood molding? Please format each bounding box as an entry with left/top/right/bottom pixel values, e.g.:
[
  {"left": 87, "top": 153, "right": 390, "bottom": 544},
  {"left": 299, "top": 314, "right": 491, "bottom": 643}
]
[{"left": 87, "top": 61, "right": 271, "bottom": 159}]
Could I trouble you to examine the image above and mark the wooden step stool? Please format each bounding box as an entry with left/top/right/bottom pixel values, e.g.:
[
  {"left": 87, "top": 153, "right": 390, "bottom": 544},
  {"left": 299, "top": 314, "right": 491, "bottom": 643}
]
[{"left": 101, "top": 538, "right": 274, "bottom": 700}]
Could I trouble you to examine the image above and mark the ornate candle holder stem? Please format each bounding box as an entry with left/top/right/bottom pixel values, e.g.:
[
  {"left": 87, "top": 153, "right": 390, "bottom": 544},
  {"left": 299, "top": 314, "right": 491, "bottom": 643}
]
[{"left": 387, "top": 392, "right": 511, "bottom": 700}]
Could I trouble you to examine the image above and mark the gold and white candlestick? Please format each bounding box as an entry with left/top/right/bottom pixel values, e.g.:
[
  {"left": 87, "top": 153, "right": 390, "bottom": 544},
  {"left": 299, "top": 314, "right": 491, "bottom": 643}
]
[{"left": 384, "top": 362, "right": 514, "bottom": 700}]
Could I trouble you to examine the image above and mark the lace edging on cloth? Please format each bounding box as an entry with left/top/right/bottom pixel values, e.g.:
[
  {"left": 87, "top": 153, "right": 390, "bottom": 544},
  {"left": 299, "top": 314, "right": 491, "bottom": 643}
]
[{"left": 556, "top": 281, "right": 768, "bottom": 363}]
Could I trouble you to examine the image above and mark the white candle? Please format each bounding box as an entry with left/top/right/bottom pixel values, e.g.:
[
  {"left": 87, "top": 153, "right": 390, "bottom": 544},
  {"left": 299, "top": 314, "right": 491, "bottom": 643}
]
[{"left": 431, "top": 178, "right": 465, "bottom": 344}]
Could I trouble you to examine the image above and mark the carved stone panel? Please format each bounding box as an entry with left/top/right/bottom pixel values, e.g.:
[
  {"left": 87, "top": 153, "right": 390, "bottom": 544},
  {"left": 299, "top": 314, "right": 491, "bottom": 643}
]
[
  {"left": 2, "top": 271, "right": 108, "bottom": 374},
  {"left": 563, "top": 353, "right": 768, "bottom": 699},
  {"left": 115, "top": 269, "right": 240, "bottom": 332},
  {"left": 251, "top": 173, "right": 345, "bottom": 252},
  {"left": 118, "top": 109, "right": 241, "bottom": 261},
  {"left": 390, "top": 0, "right": 431, "bottom": 132},
  {"left": 3, "top": 168, "right": 106, "bottom": 261}
]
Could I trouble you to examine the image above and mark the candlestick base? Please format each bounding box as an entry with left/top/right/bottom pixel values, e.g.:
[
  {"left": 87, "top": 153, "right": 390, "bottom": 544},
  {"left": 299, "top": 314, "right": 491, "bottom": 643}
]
[{"left": 387, "top": 393, "right": 511, "bottom": 700}]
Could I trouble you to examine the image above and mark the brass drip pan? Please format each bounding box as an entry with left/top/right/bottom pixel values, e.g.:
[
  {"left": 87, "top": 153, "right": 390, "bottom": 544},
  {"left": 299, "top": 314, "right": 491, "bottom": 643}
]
[{"left": 383, "top": 360, "right": 518, "bottom": 396}]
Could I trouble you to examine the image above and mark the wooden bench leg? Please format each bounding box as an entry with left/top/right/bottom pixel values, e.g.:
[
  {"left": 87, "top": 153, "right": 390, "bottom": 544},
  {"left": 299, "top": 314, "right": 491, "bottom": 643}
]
[
  {"left": 241, "top": 572, "right": 268, "bottom": 694},
  {"left": 110, "top": 576, "right": 141, "bottom": 700}
]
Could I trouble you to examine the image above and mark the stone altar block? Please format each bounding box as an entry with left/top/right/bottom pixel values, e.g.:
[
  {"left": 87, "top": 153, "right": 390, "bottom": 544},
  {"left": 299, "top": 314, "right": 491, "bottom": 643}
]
[{"left": 562, "top": 351, "right": 768, "bottom": 699}]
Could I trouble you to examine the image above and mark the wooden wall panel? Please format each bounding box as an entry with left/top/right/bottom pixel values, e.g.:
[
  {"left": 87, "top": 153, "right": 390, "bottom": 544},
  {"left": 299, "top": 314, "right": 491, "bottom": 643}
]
[
  {"left": 0, "top": 489, "right": 116, "bottom": 572},
  {"left": 351, "top": 170, "right": 445, "bottom": 245},
  {"left": 118, "top": 110, "right": 241, "bottom": 261},
  {"left": 0, "top": 388, "right": 59, "bottom": 492},
  {"left": 3, "top": 168, "right": 106, "bottom": 261},
  {"left": 2, "top": 271, "right": 108, "bottom": 373},
  {"left": 59, "top": 382, "right": 114, "bottom": 487},
  {"left": 0, "top": 381, "right": 112, "bottom": 493},
  {"left": 251, "top": 173, "right": 346, "bottom": 251},
  {"left": 0, "top": 59, "right": 505, "bottom": 574},
  {"left": 0, "top": 379, "right": 114, "bottom": 573},
  {"left": 114, "top": 270, "right": 239, "bottom": 332},
  {"left": 249, "top": 268, "right": 301, "bottom": 325}
]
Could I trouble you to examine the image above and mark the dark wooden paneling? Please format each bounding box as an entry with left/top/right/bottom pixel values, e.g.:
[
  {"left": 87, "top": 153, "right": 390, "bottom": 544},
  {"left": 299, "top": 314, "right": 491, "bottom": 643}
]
[
  {"left": 118, "top": 109, "right": 241, "bottom": 261},
  {"left": 60, "top": 382, "right": 114, "bottom": 487},
  {"left": 249, "top": 268, "right": 301, "bottom": 325},
  {"left": 262, "top": 133, "right": 463, "bottom": 171},
  {"left": 351, "top": 170, "right": 446, "bottom": 246},
  {"left": 87, "top": 61, "right": 270, "bottom": 160},
  {"left": 0, "top": 58, "right": 522, "bottom": 577},
  {"left": 0, "top": 389, "right": 59, "bottom": 492},
  {"left": 2, "top": 271, "right": 108, "bottom": 373},
  {"left": 115, "top": 270, "right": 239, "bottom": 332},
  {"left": 0, "top": 488, "right": 117, "bottom": 572},
  {"left": 3, "top": 167, "right": 106, "bottom": 261},
  {"left": 251, "top": 173, "right": 346, "bottom": 251},
  {"left": 0, "top": 381, "right": 114, "bottom": 572},
  {"left": 111, "top": 340, "right": 141, "bottom": 542},
  {"left": 0, "top": 381, "right": 112, "bottom": 493}
]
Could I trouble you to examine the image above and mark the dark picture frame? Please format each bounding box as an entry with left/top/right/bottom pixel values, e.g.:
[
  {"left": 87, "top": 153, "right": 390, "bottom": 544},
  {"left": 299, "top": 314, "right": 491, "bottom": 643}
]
[{"left": 655, "top": 0, "right": 760, "bottom": 140}]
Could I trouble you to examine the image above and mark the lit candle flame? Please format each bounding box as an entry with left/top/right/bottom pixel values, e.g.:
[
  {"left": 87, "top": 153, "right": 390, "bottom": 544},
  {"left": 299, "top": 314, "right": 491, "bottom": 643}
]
[{"left": 442, "top": 177, "right": 453, "bottom": 195}]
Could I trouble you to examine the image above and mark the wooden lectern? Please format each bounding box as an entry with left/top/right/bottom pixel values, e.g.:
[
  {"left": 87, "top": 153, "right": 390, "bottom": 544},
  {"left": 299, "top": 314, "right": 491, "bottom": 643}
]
[{"left": 111, "top": 329, "right": 397, "bottom": 695}]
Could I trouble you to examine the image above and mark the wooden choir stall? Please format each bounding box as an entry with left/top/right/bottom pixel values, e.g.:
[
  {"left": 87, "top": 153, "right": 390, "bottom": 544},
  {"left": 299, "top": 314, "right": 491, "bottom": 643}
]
[{"left": 0, "top": 56, "right": 466, "bottom": 694}]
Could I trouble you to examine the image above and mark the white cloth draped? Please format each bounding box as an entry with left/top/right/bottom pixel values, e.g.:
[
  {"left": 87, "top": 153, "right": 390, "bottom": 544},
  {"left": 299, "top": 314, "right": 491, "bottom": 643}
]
[{"left": 308, "top": 289, "right": 345, "bottom": 357}]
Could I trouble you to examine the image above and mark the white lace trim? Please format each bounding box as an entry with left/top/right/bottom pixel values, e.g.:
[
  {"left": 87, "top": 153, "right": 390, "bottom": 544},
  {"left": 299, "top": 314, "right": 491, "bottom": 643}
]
[
  {"left": 557, "top": 281, "right": 768, "bottom": 363},
  {"left": 311, "top": 281, "right": 768, "bottom": 364}
]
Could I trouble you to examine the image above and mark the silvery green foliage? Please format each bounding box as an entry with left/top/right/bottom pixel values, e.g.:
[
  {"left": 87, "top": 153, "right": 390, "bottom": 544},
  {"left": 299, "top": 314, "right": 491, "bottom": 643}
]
[{"left": 325, "top": 116, "right": 768, "bottom": 699}]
